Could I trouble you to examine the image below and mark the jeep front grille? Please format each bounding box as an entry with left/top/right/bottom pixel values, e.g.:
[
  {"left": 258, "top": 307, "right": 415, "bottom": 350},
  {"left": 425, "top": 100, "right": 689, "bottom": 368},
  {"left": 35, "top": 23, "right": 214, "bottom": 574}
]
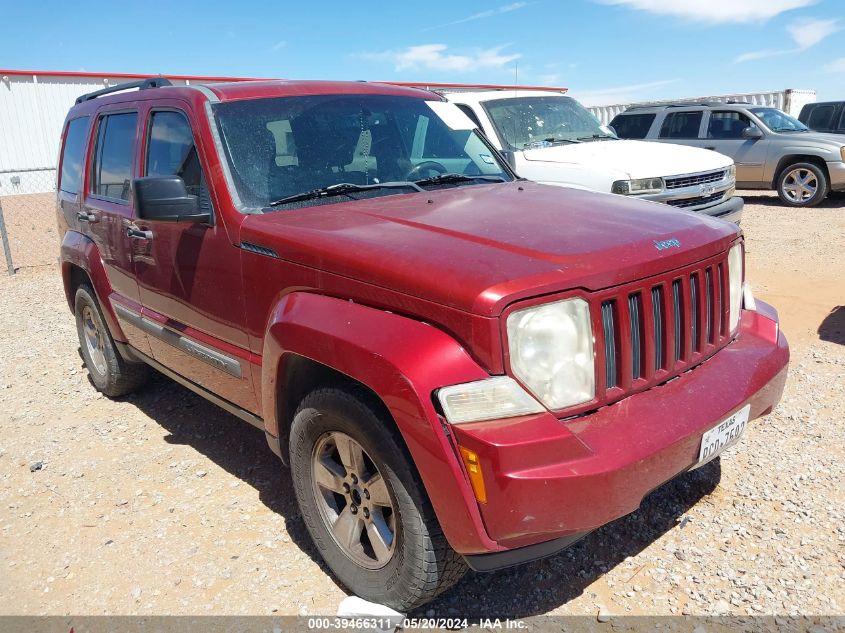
[
  {"left": 595, "top": 251, "right": 731, "bottom": 408},
  {"left": 664, "top": 170, "right": 726, "bottom": 190}
]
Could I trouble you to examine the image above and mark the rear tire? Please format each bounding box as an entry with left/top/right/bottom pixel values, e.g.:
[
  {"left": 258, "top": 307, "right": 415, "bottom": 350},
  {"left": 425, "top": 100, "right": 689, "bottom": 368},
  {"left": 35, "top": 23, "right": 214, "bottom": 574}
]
[
  {"left": 74, "top": 284, "right": 149, "bottom": 397},
  {"left": 776, "top": 162, "right": 829, "bottom": 207},
  {"left": 289, "top": 387, "right": 466, "bottom": 611}
]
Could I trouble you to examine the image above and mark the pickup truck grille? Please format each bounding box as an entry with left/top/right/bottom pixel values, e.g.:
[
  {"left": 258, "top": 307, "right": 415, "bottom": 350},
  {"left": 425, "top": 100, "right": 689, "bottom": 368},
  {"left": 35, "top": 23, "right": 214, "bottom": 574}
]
[
  {"left": 666, "top": 191, "right": 725, "bottom": 209},
  {"left": 594, "top": 251, "right": 732, "bottom": 406},
  {"left": 664, "top": 170, "right": 726, "bottom": 190}
]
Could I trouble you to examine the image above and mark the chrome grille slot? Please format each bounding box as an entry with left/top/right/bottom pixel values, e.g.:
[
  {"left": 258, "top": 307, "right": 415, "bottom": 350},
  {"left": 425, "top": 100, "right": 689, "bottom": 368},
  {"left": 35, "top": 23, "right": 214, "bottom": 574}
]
[
  {"left": 690, "top": 273, "right": 700, "bottom": 352},
  {"left": 672, "top": 279, "right": 683, "bottom": 362},
  {"left": 705, "top": 268, "right": 713, "bottom": 344},
  {"left": 664, "top": 170, "right": 726, "bottom": 189},
  {"left": 601, "top": 300, "right": 618, "bottom": 389},
  {"left": 651, "top": 286, "right": 664, "bottom": 372},
  {"left": 628, "top": 293, "right": 642, "bottom": 380}
]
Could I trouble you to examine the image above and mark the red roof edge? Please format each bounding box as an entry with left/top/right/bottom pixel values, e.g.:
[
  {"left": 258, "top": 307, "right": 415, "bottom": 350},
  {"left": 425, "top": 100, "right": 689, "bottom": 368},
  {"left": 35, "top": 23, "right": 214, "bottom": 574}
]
[
  {"left": 0, "top": 69, "right": 275, "bottom": 82},
  {"left": 385, "top": 81, "right": 568, "bottom": 93}
]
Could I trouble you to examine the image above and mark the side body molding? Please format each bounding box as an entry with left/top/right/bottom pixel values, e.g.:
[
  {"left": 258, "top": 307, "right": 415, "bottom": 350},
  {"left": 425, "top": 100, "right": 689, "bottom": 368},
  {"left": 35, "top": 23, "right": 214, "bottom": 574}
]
[
  {"left": 60, "top": 230, "right": 127, "bottom": 342},
  {"left": 261, "top": 291, "right": 502, "bottom": 554}
]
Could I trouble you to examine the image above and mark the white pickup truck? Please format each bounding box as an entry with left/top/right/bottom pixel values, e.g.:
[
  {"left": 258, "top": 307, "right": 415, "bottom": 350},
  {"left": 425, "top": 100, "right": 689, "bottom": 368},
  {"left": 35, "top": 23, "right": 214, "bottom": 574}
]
[{"left": 443, "top": 89, "right": 743, "bottom": 223}]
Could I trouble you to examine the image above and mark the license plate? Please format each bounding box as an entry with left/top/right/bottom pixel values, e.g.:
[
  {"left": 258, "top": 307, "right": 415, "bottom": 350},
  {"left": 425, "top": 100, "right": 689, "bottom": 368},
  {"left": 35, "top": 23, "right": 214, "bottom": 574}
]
[{"left": 697, "top": 404, "right": 751, "bottom": 465}]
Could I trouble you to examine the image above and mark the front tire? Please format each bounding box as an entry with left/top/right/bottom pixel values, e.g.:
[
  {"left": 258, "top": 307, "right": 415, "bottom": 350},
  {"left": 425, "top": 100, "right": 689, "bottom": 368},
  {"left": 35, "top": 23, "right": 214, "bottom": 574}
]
[
  {"left": 776, "top": 162, "right": 829, "bottom": 207},
  {"left": 74, "top": 284, "right": 149, "bottom": 397},
  {"left": 289, "top": 387, "right": 466, "bottom": 610}
]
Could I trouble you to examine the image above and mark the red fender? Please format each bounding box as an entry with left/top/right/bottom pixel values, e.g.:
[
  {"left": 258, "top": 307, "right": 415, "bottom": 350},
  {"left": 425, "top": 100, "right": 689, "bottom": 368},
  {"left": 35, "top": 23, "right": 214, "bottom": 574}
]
[
  {"left": 261, "top": 291, "right": 503, "bottom": 554},
  {"left": 60, "top": 230, "right": 127, "bottom": 342}
]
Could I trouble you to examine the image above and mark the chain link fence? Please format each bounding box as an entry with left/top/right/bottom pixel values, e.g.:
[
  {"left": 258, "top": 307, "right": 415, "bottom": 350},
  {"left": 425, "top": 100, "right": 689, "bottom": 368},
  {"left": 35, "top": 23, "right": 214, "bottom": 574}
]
[{"left": 0, "top": 169, "right": 59, "bottom": 274}]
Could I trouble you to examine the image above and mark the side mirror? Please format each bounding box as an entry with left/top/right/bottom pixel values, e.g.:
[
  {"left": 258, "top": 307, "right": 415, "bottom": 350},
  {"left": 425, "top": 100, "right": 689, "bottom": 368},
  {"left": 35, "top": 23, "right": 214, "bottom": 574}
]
[
  {"left": 134, "top": 176, "right": 209, "bottom": 223},
  {"left": 741, "top": 126, "right": 763, "bottom": 140}
]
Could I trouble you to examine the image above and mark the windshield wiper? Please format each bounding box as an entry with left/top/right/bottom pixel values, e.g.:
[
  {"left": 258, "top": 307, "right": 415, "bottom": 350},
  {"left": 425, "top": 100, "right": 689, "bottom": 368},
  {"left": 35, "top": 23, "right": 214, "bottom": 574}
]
[
  {"left": 523, "top": 138, "right": 579, "bottom": 147},
  {"left": 413, "top": 173, "right": 507, "bottom": 187},
  {"left": 772, "top": 128, "right": 808, "bottom": 133},
  {"left": 577, "top": 134, "right": 617, "bottom": 141},
  {"left": 267, "top": 181, "right": 422, "bottom": 207}
]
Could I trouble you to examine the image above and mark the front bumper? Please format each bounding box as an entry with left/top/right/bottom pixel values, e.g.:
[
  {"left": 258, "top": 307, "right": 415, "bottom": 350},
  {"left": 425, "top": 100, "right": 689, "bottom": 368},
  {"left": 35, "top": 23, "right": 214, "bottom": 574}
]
[
  {"left": 693, "top": 194, "right": 743, "bottom": 223},
  {"left": 828, "top": 160, "right": 845, "bottom": 191},
  {"left": 452, "top": 301, "right": 788, "bottom": 564}
]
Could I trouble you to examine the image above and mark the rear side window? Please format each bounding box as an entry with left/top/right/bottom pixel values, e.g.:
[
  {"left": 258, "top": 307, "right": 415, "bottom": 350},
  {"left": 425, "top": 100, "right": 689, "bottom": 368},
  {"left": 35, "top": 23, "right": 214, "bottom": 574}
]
[
  {"left": 146, "top": 111, "right": 202, "bottom": 195},
  {"left": 92, "top": 112, "right": 137, "bottom": 201},
  {"left": 59, "top": 117, "right": 90, "bottom": 194},
  {"left": 659, "top": 112, "right": 702, "bottom": 139},
  {"left": 806, "top": 105, "right": 835, "bottom": 130},
  {"left": 707, "top": 111, "right": 755, "bottom": 139},
  {"left": 839, "top": 107, "right": 845, "bottom": 131},
  {"left": 610, "top": 113, "right": 655, "bottom": 139}
]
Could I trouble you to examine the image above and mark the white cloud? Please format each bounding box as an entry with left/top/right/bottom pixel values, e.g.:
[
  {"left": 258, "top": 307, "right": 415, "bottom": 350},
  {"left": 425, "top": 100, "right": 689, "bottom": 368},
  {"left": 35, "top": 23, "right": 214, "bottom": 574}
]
[
  {"left": 824, "top": 57, "right": 845, "bottom": 73},
  {"left": 573, "top": 79, "right": 681, "bottom": 106},
  {"left": 787, "top": 17, "right": 841, "bottom": 48},
  {"left": 422, "top": 2, "right": 530, "bottom": 31},
  {"left": 596, "top": 0, "right": 814, "bottom": 23},
  {"left": 735, "top": 16, "right": 840, "bottom": 62},
  {"left": 361, "top": 44, "right": 521, "bottom": 73}
]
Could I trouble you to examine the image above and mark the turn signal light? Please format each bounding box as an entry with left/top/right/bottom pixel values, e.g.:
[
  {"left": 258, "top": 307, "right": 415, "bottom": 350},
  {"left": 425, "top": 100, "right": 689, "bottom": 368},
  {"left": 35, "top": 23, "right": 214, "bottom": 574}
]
[{"left": 459, "top": 446, "right": 487, "bottom": 504}]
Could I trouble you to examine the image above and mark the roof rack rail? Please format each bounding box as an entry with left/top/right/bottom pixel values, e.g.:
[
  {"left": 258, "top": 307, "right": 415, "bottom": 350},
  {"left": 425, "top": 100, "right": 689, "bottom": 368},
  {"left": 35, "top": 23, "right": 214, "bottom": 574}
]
[
  {"left": 385, "top": 81, "right": 568, "bottom": 94},
  {"left": 75, "top": 76, "right": 173, "bottom": 104}
]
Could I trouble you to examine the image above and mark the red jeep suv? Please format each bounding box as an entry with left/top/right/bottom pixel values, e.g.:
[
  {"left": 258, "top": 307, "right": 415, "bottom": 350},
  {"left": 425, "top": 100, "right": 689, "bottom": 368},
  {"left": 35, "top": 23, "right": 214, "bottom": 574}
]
[{"left": 56, "top": 77, "right": 789, "bottom": 610}]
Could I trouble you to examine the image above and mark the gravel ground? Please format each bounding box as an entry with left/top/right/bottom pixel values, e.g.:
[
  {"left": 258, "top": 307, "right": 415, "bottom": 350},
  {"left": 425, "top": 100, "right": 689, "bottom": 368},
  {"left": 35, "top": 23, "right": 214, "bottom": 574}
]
[{"left": 0, "top": 192, "right": 843, "bottom": 620}]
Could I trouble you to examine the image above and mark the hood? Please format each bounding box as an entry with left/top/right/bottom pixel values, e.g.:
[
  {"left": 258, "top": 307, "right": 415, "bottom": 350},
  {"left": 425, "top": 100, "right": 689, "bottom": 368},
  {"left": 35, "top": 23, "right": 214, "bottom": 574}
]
[
  {"left": 241, "top": 182, "right": 739, "bottom": 317},
  {"left": 521, "top": 139, "right": 733, "bottom": 179}
]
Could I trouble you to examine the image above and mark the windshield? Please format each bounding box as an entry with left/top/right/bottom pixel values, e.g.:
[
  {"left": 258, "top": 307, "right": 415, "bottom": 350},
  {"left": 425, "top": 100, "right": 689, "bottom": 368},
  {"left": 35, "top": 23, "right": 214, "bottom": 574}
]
[
  {"left": 483, "top": 96, "right": 614, "bottom": 149},
  {"left": 750, "top": 107, "right": 808, "bottom": 133},
  {"left": 212, "top": 94, "right": 512, "bottom": 210}
]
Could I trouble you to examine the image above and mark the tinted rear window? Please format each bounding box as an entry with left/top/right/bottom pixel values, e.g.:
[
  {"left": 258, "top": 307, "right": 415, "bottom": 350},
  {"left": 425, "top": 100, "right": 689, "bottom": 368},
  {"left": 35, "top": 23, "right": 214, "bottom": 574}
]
[
  {"left": 92, "top": 112, "right": 137, "bottom": 201},
  {"left": 59, "top": 117, "right": 90, "bottom": 194},
  {"left": 659, "top": 112, "right": 702, "bottom": 139},
  {"left": 610, "top": 113, "right": 655, "bottom": 139},
  {"left": 806, "top": 105, "right": 836, "bottom": 130}
]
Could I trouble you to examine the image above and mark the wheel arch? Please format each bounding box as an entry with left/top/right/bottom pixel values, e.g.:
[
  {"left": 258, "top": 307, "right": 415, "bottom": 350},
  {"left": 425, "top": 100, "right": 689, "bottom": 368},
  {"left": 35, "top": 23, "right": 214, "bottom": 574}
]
[
  {"left": 771, "top": 154, "right": 830, "bottom": 188},
  {"left": 261, "top": 291, "right": 501, "bottom": 554}
]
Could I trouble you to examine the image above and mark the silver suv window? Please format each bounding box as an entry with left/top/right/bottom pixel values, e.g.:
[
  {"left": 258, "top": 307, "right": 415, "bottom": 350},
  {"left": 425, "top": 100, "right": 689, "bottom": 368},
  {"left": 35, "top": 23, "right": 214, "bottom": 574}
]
[{"left": 659, "top": 112, "right": 702, "bottom": 139}]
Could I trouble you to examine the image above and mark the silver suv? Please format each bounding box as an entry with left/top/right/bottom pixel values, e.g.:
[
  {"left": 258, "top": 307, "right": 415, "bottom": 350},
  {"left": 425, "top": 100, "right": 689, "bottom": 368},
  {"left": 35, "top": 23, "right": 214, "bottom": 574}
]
[{"left": 610, "top": 103, "right": 845, "bottom": 207}]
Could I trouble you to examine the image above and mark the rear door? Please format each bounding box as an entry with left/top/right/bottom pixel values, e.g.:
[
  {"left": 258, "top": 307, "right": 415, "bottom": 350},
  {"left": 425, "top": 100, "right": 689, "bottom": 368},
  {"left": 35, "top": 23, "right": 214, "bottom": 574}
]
[
  {"left": 656, "top": 109, "right": 706, "bottom": 149},
  {"left": 703, "top": 110, "right": 769, "bottom": 184},
  {"left": 132, "top": 100, "right": 256, "bottom": 413},
  {"left": 82, "top": 107, "right": 151, "bottom": 355}
]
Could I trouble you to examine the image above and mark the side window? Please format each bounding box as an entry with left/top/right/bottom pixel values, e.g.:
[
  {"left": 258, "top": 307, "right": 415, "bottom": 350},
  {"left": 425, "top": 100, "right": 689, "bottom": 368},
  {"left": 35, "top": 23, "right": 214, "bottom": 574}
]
[
  {"left": 59, "top": 117, "right": 90, "bottom": 194},
  {"left": 146, "top": 111, "right": 202, "bottom": 195},
  {"left": 455, "top": 104, "right": 483, "bottom": 129},
  {"left": 610, "top": 113, "right": 655, "bottom": 139},
  {"left": 707, "top": 111, "right": 754, "bottom": 139},
  {"left": 806, "top": 105, "right": 835, "bottom": 130},
  {"left": 659, "top": 111, "right": 703, "bottom": 139},
  {"left": 92, "top": 112, "right": 137, "bottom": 201},
  {"left": 838, "top": 107, "right": 845, "bottom": 132}
]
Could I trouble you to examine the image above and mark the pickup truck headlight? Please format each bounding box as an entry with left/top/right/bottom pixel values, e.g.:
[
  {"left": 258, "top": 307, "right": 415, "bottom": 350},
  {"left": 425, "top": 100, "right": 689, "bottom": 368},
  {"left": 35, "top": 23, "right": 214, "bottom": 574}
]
[
  {"left": 437, "top": 376, "right": 544, "bottom": 424},
  {"left": 727, "top": 164, "right": 736, "bottom": 181},
  {"left": 840, "top": 146, "right": 845, "bottom": 161},
  {"left": 611, "top": 177, "right": 665, "bottom": 195},
  {"left": 728, "top": 243, "right": 744, "bottom": 333},
  {"left": 506, "top": 298, "right": 595, "bottom": 410}
]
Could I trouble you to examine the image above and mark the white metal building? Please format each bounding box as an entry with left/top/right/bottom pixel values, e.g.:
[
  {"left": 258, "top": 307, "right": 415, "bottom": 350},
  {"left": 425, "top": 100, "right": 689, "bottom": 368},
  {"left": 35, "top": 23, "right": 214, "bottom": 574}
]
[{"left": 0, "top": 69, "right": 262, "bottom": 195}]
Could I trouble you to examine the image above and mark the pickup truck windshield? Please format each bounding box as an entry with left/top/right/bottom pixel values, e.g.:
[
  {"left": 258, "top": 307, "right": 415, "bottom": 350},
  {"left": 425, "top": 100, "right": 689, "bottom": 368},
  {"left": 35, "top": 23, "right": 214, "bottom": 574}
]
[
  {"left": 750, "top": 108, "right": 809, "bottom": 133},
  {"left": 212, "top": 94, "right": 512, "bottom": 210},
  {"left": 483, "top": 96, "right": 615, "bottom": 150}
]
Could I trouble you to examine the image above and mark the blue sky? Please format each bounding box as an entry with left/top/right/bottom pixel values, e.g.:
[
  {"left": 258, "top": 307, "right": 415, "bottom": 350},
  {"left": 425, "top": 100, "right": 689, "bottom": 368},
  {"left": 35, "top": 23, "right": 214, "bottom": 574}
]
[{"left": 2, "top": 0, "right": 844, "bottom": 103}]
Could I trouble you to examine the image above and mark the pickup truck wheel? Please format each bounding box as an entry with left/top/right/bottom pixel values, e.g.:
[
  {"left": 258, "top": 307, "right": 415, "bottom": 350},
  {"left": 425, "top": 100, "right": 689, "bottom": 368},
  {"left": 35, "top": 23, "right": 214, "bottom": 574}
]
[
  {"left": 74, "top": 284, "right": 149, "bottom": 397},
  {"left": 776, "top": 162, "right": 829, "bottom": 207},
  {"left": 289, "top": 388, "right": 467, "bottom": 610}
]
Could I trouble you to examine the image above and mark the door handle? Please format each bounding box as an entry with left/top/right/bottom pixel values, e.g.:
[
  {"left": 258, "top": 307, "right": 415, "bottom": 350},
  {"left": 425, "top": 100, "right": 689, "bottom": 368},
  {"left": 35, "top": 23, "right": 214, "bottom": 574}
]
[
  {"left": 77, "top": 211, "right": 99, "bottom": 223},
  {"left": 126, "top": 226, "right": 153, "bottom": 240}
]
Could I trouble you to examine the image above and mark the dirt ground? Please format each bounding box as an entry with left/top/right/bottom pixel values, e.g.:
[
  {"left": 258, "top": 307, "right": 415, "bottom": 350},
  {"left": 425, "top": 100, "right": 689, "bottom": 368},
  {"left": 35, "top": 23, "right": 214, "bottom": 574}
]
[{"left": 0, "top": 191, "right": 843, "bottom": 619}]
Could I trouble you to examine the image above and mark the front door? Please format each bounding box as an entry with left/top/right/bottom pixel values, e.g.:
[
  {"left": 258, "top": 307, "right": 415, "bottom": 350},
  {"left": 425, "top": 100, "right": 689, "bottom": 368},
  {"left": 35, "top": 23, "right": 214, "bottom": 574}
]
[
  {"left": 131, "top": 101, "right": 256, "bottom": 413},
  {"left": 703, "top": 110, "right": 769, "bottom": 184}
]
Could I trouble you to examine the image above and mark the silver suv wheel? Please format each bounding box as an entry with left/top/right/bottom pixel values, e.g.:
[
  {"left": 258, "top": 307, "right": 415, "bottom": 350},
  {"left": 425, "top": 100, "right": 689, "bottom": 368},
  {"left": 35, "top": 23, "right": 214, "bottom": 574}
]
[
  {"left": 781, "top": 167, "right": 818, "bottom": 204},
  {"left": 311, "top": 431, "right": 396, "bottom": 569}
]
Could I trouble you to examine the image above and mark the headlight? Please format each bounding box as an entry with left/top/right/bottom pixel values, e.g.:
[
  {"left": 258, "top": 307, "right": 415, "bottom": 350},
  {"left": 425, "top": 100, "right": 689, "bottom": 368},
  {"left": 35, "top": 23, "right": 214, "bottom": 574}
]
[
  {"left": 506, "top": 298, "right": 595, "bottom": 410},
  {"left": 727, "top": 243, "right": 744, "bottom": 333},
  {"left": 611, "top": 177, "right": 665, "bottom": 195},
  {"left": 840, "top": 146, "right": 845, "bottom": 161},
  {"left": 727, "top": 164, "right": 736, "bottom": 181},
  {"left": 437, "top": 376, "right": 544, "bottom": 424}
]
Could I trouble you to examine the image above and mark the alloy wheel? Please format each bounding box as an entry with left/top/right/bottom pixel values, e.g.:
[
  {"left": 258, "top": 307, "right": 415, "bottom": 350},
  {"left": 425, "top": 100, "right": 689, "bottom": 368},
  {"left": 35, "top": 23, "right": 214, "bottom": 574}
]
[
  {"left": 782, "top": 168, "right": 818, "bottom": 204},
  {"left": 81, "top": 305, "right": 107, "bottom": 376}
]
